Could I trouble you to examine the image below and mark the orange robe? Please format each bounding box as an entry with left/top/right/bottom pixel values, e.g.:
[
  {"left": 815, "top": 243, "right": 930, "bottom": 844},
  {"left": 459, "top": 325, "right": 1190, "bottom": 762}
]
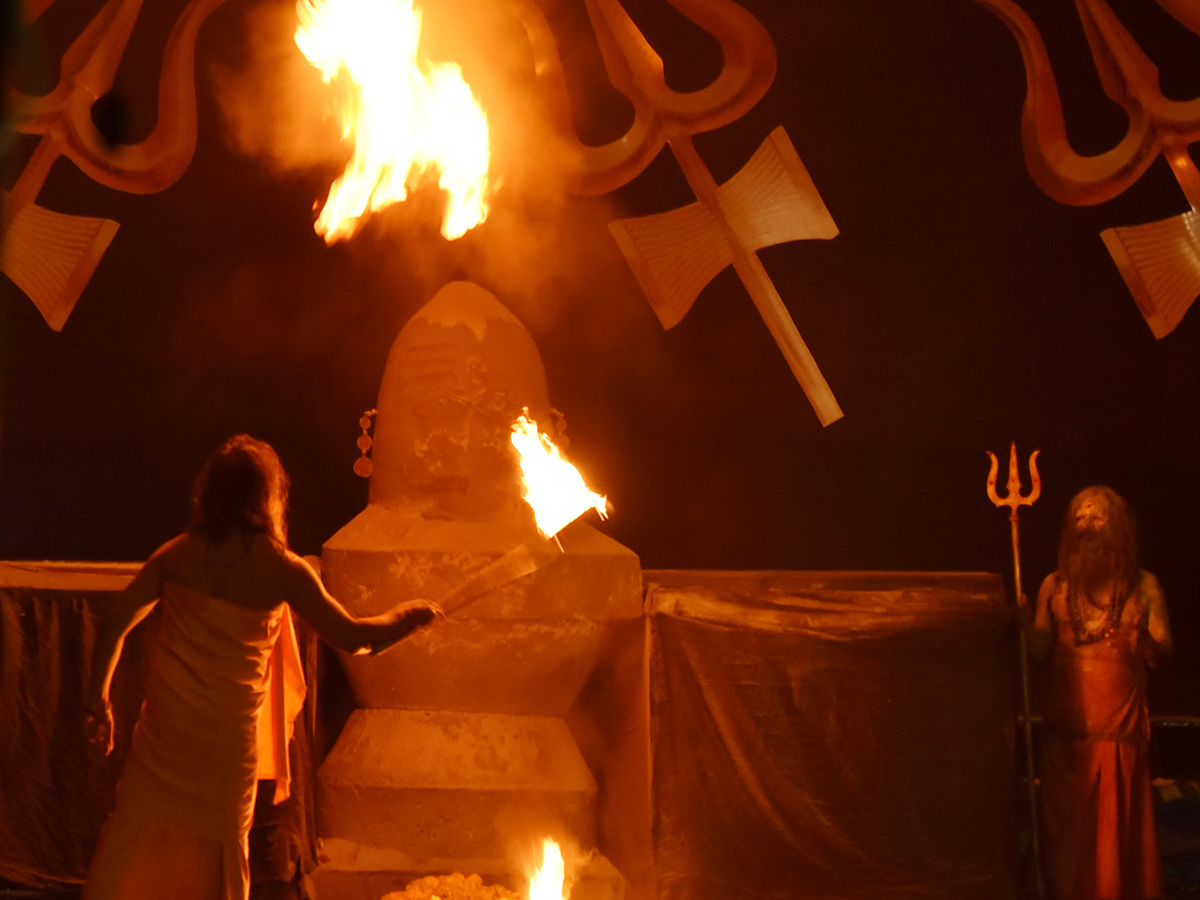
[
  {"left": 82, "top": 583, "right": 304, "bottom": 900},
  {"left": 1041, "top": 581, "right": 1162, "bottom": 900}
]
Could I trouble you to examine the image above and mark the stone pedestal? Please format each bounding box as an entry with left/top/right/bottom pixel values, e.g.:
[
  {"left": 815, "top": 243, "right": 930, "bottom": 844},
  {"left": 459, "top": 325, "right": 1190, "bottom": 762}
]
[
  {"left": 312, "top": 515, "right": 645, "bottom": 898},
  {"left": 318, "top": 709, "right": 597, "bottom": 865},
  {"left": 310, "top": 283, "right": 649, "bottom": 898}
]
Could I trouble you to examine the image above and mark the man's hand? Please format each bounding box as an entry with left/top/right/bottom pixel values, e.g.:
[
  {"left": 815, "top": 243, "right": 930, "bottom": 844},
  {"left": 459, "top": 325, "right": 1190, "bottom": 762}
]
[
  {"left": 84, "top": 698, "right": 114, "bottom": 756},
  {"left": 1015, "top": 593, "right": 1035, "bottom": 624},
  {"left": 385, "top": 599, "right": 443, "bottom": 634},
  {"left": 366, "top": 600, "right": 444, "bottom": 656},
  {"left": 1025, "top": 575, "right": 1058, "bottom": 662},
  {"left": 1136, "top": 573, "right": 1172, "bottom": 667}
]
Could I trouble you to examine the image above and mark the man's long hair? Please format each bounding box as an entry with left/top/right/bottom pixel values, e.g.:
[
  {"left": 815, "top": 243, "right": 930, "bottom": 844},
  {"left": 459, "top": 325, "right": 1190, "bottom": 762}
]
[
  {"left": 1057, "top": 485, "right": 1138, "bottom": 601},
  {"left": 188, "top": 435, "right": 290, "bottom": 546}
]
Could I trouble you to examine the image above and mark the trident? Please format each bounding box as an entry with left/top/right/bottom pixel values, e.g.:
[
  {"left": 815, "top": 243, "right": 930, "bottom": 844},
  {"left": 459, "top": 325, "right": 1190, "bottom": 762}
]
[
  {"left": 976, "top": 0, "right": 1200, "bottom": 339},
  {"left": 509, "top": 0, "right": 842, "bottom": 425},
  {"left": 4, "top": 0, "right": 229, "bottom": 330},
  {"left": 986, "top": 442, "right": 1043, "bottom": 899}
]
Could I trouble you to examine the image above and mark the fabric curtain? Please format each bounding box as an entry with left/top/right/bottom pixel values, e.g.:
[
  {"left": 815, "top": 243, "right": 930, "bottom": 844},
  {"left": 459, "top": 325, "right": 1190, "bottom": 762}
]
[
  {"left": 645, "top": 571, "right": 1019, "bottom": 900},
  {"left": 0, "top": 562, "right": 145, "bottom": 888}
]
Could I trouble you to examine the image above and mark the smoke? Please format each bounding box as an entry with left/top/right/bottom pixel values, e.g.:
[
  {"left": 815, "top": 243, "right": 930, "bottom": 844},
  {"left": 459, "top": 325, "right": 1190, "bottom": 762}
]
[
  {"left": 205, "top": 0, "right": 616, "bottom": 210},
  {"left": 209, "top": 1, "right": 648, "bottom": 305},
  {"left": 208, "top": 0, "right": 345, "bottom": 174}
]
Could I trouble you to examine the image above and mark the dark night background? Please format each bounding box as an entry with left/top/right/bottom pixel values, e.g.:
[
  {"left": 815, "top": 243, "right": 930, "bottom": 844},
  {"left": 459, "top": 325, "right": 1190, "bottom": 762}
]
[{"left": 1, "top": 0, "right": 1198, "bottom": 710}]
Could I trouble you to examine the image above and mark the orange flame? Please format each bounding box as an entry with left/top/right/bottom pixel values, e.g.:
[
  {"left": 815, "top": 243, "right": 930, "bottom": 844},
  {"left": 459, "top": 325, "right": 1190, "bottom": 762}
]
[
  {"left": 527, "top": 839, "right": 566, "bottom": 900},
  {"left": 511, "top": 412, "right": 608, "bottom": 539},
  {"left": 294, "top": 0, "right": 490, "bottom": 242}
]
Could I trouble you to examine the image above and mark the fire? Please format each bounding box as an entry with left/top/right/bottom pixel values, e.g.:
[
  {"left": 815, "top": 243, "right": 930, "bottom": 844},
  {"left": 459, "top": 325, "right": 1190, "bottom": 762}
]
[
  {"left": 511, "top": 412, "right": 608, "bottom": 539},
  {"left": 294, "top": 0, "right": 491, "bottom": 242},
  {"left": 527, "top": 839, "right": 566, "bottom": 900}
]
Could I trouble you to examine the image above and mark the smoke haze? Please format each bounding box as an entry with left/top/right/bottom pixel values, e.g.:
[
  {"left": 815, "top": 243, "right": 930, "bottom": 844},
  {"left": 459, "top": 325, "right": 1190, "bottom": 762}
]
[{"left": 205, "top": 0, "right": 658, "bottom": 342}]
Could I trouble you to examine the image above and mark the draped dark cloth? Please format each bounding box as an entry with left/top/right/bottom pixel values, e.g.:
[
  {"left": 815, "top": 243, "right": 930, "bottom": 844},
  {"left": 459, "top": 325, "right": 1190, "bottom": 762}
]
[
  {"left": 645, "top": 571, "right": 1019, "bottom": 900},
  {"left": 0, "top": 562, "right": 146, "bottom": 889}
]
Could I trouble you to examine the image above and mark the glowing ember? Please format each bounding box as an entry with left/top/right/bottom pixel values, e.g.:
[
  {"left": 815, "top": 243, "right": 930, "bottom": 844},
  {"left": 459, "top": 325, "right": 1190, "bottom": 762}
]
[
  {"left": 527, "top": 839, "right": 566, "bottom": 900},
  {"left": 294, "top": 0, "right": 491, "bottom": 242},
  {"left": 511, "top": 412, "right": 608, "bottom": 539}
]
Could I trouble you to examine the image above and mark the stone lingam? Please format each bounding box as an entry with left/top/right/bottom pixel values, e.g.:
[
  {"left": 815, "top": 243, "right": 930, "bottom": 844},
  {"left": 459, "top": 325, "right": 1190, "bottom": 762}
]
[{"left": 313, "top": 282, "right": 648, "bottom": 900}]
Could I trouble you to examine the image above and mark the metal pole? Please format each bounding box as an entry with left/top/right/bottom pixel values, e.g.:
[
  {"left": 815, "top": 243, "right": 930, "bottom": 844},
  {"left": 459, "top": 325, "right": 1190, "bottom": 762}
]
[
  {"left": 987, "top": 444, "right": 1043, "bottom": 898},
  {"left": 1011, "top": 506, "right": 1044, "bottom": 900}
]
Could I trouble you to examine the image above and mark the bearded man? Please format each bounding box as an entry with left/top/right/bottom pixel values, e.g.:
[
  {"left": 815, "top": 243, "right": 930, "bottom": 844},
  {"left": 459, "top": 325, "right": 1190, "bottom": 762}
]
[{"left": 1028, "top": 486, "right": 1172, "bottom": 900}]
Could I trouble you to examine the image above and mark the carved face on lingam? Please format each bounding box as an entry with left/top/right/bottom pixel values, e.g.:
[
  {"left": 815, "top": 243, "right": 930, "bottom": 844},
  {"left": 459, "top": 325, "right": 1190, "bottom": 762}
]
[{"left": 369, "top": 281, "right": 556, "bottom": 522}]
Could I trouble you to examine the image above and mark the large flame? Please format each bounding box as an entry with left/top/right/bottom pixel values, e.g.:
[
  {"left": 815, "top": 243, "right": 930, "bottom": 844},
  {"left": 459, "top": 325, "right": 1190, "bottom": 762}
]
[
  {"left": 528, "top": 839, "right": 566, "bottom": 900},
  {"left": 511, "top": 412, "right": 608, "bottom": 539},
  {"left": 294, "top": 0, "right": 491, "bottom": 242}
]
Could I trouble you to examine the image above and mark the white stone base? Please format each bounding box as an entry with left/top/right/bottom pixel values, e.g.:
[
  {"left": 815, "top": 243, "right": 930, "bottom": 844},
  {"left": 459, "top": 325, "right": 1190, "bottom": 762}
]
[{"left": 318, "top": 709, "right": 597, "bottom": 863}]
